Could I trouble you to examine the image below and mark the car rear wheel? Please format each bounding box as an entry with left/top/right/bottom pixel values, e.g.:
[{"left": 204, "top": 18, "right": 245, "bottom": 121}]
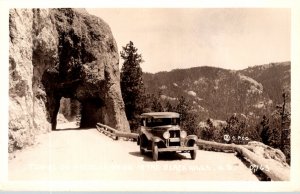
[
  {"left": 152, "top": 144, "right": 158, "bottom": 161},
  {"left": 190, "top": 150, "right": 197, "bottom": 160}
]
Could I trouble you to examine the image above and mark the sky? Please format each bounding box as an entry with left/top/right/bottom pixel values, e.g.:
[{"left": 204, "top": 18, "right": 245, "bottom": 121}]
[{"left": 88, "top": 9, "right": 289, "bottom": 73}]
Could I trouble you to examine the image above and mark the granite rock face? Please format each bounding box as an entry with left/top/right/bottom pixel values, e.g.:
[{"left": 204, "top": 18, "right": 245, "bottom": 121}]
[{"left": 9, "top": 8, "right": 130, "bottom": 153}]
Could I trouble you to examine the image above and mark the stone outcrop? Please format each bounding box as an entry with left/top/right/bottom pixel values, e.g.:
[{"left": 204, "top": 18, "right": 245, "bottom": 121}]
[
  {"left": 245, "top": 141, "right": 288, "bottom": 167},
  {"left": 9, "top": 8, "right": 130, "bottom": 153}
]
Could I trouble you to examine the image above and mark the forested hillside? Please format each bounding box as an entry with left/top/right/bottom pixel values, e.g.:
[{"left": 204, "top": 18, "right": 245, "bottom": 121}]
[{"left": 143, "top": 61, "right": 290, "bottom": 121}]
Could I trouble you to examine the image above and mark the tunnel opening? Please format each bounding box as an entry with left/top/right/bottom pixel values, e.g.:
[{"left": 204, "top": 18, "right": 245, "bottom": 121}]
[
  {"left": 57, "top": 97, "right": 81, "bottom": 127},
  {"left": 53, "top": 95, "right": 106, "bottom": 130},
  {"left": 41, "top": 67, "right": 108, "bottom": 131}
]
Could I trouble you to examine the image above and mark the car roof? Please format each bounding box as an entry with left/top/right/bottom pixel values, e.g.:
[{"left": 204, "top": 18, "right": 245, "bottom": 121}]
[{"left": 140, "top": 112, "right": 180, "bottom": 118}]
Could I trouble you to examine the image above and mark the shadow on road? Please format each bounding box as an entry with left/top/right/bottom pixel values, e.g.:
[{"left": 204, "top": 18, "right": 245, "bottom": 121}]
[
  {"left": 54, "top": 127, "right": 91, "bottom": 131},
  {"left": 129, "top": 151, "right": 188, "bottom": 162}
]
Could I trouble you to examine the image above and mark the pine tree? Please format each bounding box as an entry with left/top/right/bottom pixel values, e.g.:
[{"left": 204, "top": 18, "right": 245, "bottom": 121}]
[
  {"left": 165, "top": 100, "right": 174, "bottom": 112},
  {"left": 222, "top": 114, "right": 240, "bottom": 139},
  {"left": 176, "top": 96, "right": 198, "bottom": 135},
  {"left": 259, "top": 115, "right": 270, "bottom": 145},
  {"left": 279, "top": 93, "right": 290, "bottom": 150},
  {"left": 221, "top": 114, "right": 254, "bottom": 144},
  {"left": 151, "top": 94, "right": 164, "bottom": 112},
  {"left": 255, "top": 93, "right": 290, "bottom": 164},
  {"left": 120, "top": 41, "right": 145, "bottom": 131},
  {"left": 201, "top": 118, "right": 215, "bottom": 141},
  {"left": 143, "top": 93, "right": 153, "bottom": 113},
  {"left": 176, "top": 96, "right": 189, "bottom": 122},
  {"left": 262, "top": 93, "right": 291, "bottom": 149},
  {"left": 268, "top": 110, "right": 282, "bottom": 148}
]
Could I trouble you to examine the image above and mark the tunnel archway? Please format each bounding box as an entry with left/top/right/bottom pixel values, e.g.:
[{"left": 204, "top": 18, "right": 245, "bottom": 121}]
[
  {"left": 40, "top": 64, "right": 108, "bottom": 130},
  {"left": 44, "top": 95, "right": 107, "bottom": 130},
  {"left": 41, "top": 76, "right": 107, "bottom": 130},
  {"left": 57, "top": 96, "right": 105, "bottom": 129}
]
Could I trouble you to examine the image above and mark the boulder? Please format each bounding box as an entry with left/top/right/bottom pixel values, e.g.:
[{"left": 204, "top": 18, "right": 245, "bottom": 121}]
[{"left": 9, "top": 8, "right": 130, "bottom": 153}]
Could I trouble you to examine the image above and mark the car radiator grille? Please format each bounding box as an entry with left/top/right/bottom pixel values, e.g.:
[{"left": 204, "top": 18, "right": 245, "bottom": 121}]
[
  {"left": 169, "top": 130, "right": 180, "bottom": 138},
  {"left": 169, "top": 141, "right": 181, "bottom": 147},
  {"left": 166, "top": 130, "right": 181, "bottom": 147}
]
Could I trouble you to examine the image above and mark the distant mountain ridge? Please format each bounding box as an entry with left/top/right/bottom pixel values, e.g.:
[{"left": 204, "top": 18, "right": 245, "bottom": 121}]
[{"left": 143, "top": 61, "right": 290, "bottom": 121}]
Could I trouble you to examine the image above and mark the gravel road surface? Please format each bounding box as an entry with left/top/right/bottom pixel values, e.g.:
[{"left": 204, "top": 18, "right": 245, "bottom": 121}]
[{"left": 8, "top": 122, "right": 258, "bottom": 181}]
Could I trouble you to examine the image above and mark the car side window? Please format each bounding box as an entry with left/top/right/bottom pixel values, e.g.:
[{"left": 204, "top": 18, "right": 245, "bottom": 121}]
[{"left": 146, "top": 118, "right": 152, "bottom": 127}]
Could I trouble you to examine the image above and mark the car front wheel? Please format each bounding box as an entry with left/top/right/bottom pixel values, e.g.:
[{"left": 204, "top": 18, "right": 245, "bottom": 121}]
[
  {"left": 190, "top": 150, "right": 197, "bottom": 160},
  {"left": 140, "top": 142, "right": 145, "bottom": 155},
  {"left": 152, "top": 144, "right": 158, "bottom": 161}
]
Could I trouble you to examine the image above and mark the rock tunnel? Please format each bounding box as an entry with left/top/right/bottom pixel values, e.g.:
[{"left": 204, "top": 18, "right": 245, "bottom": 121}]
[
  {"left": 35, "top": 23, "right": 89, "bottom": 129},
  {"left": 9, "top": 8, "right": 130, "bottom": 154},
  {"left": 33, "top": 8, "right": 130, "bottom": 132}
]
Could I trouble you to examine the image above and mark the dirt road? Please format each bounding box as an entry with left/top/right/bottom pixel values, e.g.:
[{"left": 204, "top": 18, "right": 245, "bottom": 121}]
[{"left": 8, "top": 122, "right": 258, "bottom": 181}]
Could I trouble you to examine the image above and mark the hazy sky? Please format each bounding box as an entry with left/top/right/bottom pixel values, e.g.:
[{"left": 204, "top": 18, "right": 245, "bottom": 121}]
[{"left": 87, "top": 8, "right": 290, "bottom": 73}]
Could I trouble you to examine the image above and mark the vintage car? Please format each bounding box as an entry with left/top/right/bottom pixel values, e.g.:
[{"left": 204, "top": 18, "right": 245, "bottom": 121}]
[{"left": 137, "top": 112, "right": 198, "bottom": 161}]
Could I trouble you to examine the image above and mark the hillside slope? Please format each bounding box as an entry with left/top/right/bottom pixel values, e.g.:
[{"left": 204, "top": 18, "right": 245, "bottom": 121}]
[{"left": 143, "top": 62, "right": 290, "bottom": 121}]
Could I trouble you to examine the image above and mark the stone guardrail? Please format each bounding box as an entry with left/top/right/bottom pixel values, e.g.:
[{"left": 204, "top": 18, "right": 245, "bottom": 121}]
[{"left": 96, "top": 123, "right": 289, "bottom": 181}]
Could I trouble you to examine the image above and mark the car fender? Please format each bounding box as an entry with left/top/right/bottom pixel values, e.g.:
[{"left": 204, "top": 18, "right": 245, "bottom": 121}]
[
  {"left": 187, "top": 135, "right": 198, "bottom": 141},
  {"left": 138, "top": 134, "right": 148, "bottom": 146},
  {"left": 185, "top": 135, "right": 198, "bottom": 147},
  {"left": 141, "top": 127, "right": 154, "bottom": 141},
  {"left": 151, "top": 136, "right": 164, "bottom": 144}
]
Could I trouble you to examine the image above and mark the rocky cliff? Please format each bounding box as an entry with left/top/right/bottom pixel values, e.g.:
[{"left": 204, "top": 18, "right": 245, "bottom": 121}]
[{"left": 9, "top": 8, "right": 130, "bottom": 153}]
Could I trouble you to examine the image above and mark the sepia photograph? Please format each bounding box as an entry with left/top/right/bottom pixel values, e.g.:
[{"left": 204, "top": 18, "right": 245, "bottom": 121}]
[{"left": 1, "top": 0, "right": 300, "bottom": 192}]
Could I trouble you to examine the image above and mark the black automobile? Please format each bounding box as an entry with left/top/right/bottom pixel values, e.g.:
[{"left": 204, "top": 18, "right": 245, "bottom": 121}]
[{"left": 137, "top": 112, "right": 198, "bottom": 161}]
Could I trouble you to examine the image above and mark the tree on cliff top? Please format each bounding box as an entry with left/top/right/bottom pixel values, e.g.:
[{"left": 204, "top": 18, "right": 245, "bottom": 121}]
[{"left": 120, "top": 41, "right": 146, "bottom": 131}]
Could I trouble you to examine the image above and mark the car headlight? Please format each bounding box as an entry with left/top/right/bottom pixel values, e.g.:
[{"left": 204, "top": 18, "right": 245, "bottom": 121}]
[
  {"left": 180, "top": 130, "right": 187, "bottom": 138},
  {"left": 163, "top": 131, "right": 170, "bottom": 139}
]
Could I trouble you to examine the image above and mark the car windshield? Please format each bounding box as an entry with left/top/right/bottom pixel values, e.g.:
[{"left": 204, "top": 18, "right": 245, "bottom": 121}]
[{"left": 144, "top": 118, "right": 179, "bottom": 127}]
